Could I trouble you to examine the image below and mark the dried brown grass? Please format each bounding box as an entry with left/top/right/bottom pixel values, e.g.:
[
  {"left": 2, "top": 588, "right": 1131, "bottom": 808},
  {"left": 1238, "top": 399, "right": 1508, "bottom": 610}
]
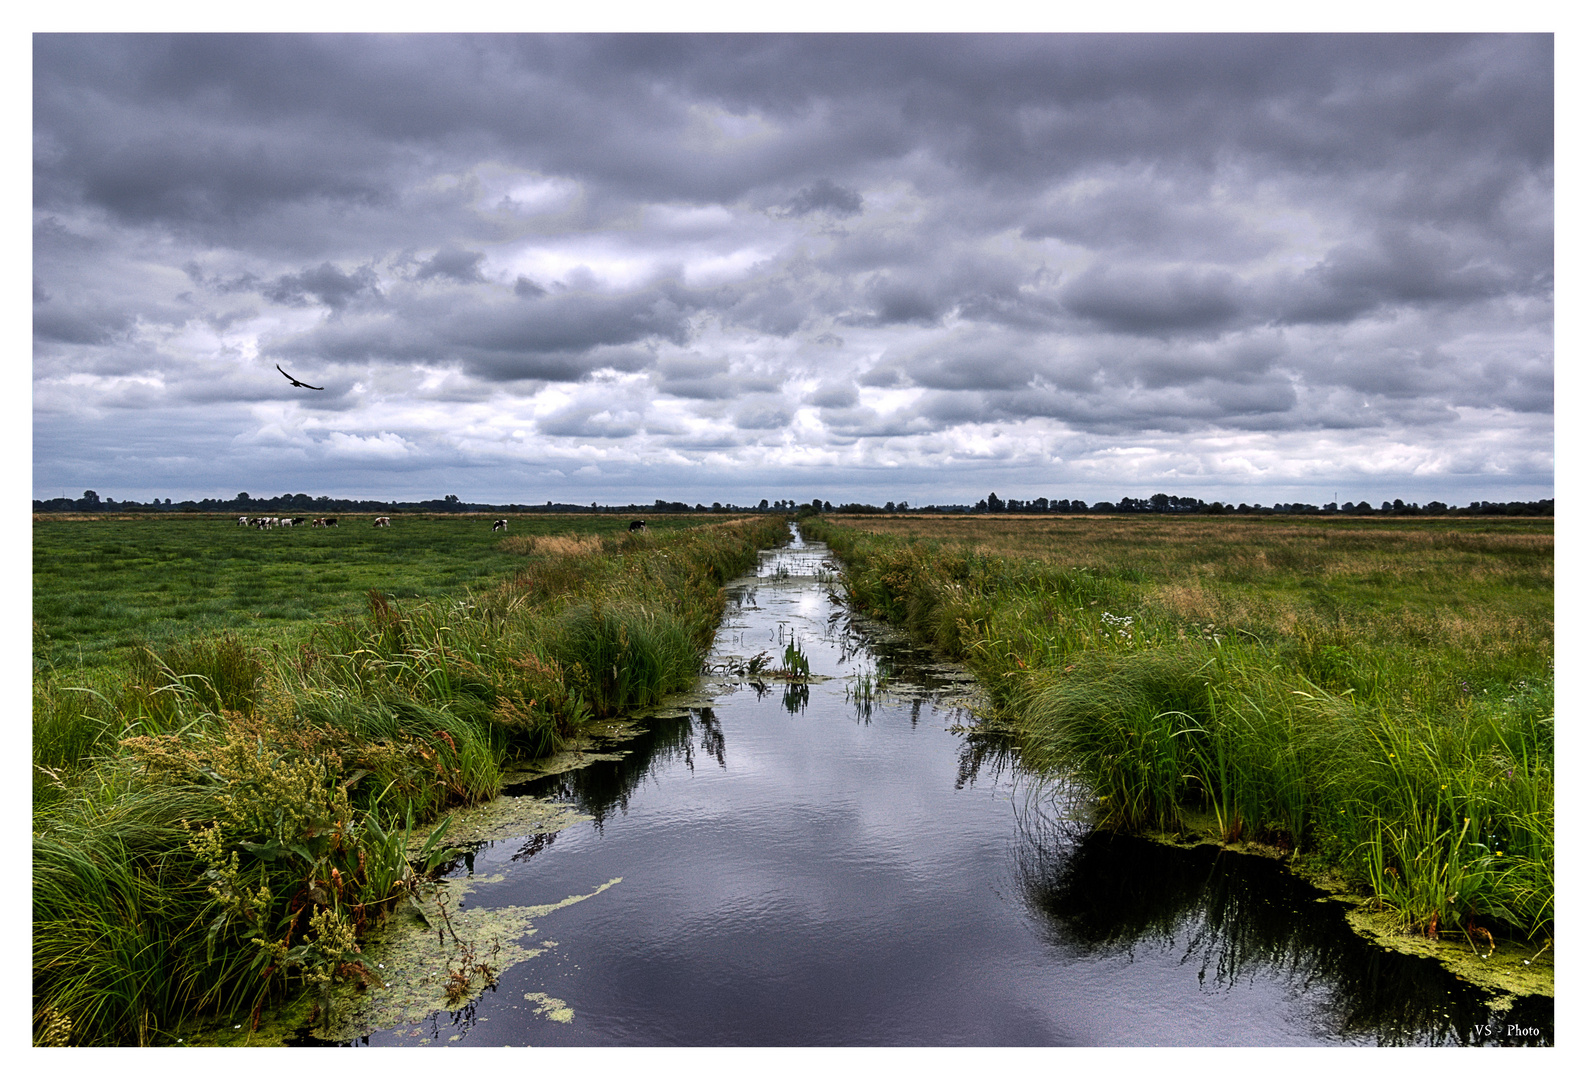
[{"left": 498, "top": 533, "right": 604, "bottom": 558}]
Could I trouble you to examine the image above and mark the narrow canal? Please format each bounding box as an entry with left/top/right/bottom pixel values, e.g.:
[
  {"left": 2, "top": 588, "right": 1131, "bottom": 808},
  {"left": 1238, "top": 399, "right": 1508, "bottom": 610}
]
[{"left": 338, "top": 527, "right": 1552, "bottom": 1047}]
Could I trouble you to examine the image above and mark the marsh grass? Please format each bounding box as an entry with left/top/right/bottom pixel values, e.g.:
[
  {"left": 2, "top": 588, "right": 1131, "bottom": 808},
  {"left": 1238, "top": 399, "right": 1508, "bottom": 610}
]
[
  {"left": 804, "top": 514, "right": 1552, "bottom": 943},
  {"left": 33, "top": 514, "right": 786, "bottom": 1044}
]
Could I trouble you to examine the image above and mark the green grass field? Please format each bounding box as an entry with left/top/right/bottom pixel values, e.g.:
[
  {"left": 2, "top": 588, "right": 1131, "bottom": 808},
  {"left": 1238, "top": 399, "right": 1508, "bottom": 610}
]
[
  {"left": 32, "top": 511, "right": 785, "bottom": 1045},
  {"left": 802, "top": 513, "right": 1554, "bottom": 949},
  {"left": 33, "top": 513, "right": 716, "bottom": 672}
]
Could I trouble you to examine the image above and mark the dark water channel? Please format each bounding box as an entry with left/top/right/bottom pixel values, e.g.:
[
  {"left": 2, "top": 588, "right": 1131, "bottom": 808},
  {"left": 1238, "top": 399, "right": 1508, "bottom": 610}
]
[{"left": 345, "top": 529, "right": 1552, "bottom": 1047}]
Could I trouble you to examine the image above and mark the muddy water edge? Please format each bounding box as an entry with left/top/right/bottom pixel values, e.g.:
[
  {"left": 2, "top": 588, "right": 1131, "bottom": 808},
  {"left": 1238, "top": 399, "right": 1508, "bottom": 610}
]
[{"left": 287, "top": 526, "right": 1551, "bottom": 1047}]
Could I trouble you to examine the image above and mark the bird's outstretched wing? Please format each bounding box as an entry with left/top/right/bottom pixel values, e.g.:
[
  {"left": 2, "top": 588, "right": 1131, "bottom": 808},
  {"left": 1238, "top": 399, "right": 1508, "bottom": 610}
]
[{"left": 276, "top": 364, "right": 325, "bottom": 390}]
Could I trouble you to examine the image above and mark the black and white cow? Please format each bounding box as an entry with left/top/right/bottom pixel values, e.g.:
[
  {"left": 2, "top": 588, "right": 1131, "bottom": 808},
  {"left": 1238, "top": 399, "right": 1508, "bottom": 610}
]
[
  {"left": 492, "top": 519, "right": 508, "bottom": 531},
  {"left": 628, "top": 519, "right": 647, "bottom": 532}
]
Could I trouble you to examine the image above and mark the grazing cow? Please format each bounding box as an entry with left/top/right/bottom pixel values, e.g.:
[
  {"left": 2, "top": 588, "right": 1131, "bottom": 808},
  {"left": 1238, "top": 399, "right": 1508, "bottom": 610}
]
[
  {"left": 237, "top": 516, "right": 248, "bottom": 526},
  {"left": 291, "top": 518, "right": 305, "bottom": 526},
  {"left": 492, "top": 519, "right": 508, "bottom": 531},
  {"left": 373, "top": 516, "right": 391, "bottom": 528},
  {"left": 628, "top": 520, "right": 647, "bottom": 532},
  {"left": 325, "top": 517, "right": 337, "bottom": 527},
  {"left": 279, "top": 518, "right": 295, "bottom": 527},
  {"left": 311, "top": 518, "right": 324, "bottom": 527}
]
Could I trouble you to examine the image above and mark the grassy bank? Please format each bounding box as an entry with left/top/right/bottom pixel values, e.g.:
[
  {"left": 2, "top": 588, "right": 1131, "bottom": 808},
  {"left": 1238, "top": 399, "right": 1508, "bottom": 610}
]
[
  {"left": 801, "top": 514, "right": 1553, "bottom": 950},
  {"left": 33, "top": 515, "right": 787, "bottom": 1045}
]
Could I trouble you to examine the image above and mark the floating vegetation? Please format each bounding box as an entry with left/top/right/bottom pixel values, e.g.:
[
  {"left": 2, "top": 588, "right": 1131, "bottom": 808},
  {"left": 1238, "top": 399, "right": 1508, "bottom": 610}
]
[
  {"left": 310, "top": 873, "right": 623, "bottom": 1042},
  {"left": 524, "top": 992, "right": 574, "bottom": 1024}
]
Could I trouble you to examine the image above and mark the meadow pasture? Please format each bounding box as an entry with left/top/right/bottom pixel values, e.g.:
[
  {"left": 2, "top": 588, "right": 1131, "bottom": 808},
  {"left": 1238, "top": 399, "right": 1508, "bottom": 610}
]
[
  {"left": 32, "top": 512, "right": 784, "bottom": 1045},
  {"left": 802, "top": 513, "right": 1554, "bottom": 950},
  {"left": 33, "top": 513, "right": 715, "bottom": 673}
]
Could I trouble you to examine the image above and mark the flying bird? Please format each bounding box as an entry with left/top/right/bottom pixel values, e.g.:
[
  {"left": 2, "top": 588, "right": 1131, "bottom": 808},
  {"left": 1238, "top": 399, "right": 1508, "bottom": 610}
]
[{"left": 276, "top": 364, "right": 324, "bottom": 390}]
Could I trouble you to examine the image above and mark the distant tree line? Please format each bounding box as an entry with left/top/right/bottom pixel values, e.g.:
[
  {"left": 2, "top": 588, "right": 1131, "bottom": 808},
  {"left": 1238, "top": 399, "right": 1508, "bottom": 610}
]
[
  {"left": 32, "top": 489, "right": 1554, "bottom": 518},
  {"left": 35, "top": 491, "right": 814, "bottom": 515},
  {"left": 960, "top": 493, "right": 1551, "bottom": 516},
  {"left": 805, "top": 492, "right": 1553, "bottom": 517}
]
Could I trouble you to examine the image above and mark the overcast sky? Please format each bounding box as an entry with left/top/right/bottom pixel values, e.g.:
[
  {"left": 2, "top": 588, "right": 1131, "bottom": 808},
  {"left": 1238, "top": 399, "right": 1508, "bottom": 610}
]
[{"left": 32, "top": 33, "right": 1553, "bottom": 507}]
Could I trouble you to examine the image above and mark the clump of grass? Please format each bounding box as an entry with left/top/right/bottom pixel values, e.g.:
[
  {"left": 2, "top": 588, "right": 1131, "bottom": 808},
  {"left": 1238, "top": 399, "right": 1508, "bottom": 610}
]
[
  {"left": 776, "top": 638, "right": 811, "bottom": 680},
  {"left": 547, "top": 601, "right": 700, "bottom": 716},
  {"left": 130, "top": 636, "right": 264, "bottom": 718},
  {"left": 33, "top": 680, "right": 116, "bottom": 785}
]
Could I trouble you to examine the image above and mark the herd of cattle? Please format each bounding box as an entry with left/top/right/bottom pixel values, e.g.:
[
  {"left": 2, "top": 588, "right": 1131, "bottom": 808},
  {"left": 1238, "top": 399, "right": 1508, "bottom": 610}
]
[
  {"left": 238, "top": 516, "right": 342, "bottom": 528},
  {"left": 237, "top": 516, "right": 649, "bottom": 531}
]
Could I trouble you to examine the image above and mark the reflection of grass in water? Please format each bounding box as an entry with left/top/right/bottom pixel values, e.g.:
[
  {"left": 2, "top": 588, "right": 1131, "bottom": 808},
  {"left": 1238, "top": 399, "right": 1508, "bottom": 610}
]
[
  {"left": 845, "top": 665, "right": 887, "bottom": 722},
  {"left": 781, "top": 681, "right": 809, "bottom": 714},
  {"left": 1011, "top": 816, "right": 1552, "bottom": 1046}
]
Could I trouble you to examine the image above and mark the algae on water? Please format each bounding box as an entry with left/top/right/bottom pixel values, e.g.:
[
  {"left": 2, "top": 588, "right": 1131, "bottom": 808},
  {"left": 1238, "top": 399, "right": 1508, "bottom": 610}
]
[
  {"left": 313, "top": 872, "right": 622, "bottom": 1041},
  {"left": 285, "top": 789, "right": 620, "bottom": 1043},
  {"left": 524, "top": 992, "right": 575, "bottom": 1023}
]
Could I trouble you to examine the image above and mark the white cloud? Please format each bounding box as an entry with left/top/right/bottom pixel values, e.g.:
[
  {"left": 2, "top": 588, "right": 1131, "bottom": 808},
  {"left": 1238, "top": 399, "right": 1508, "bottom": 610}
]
[{"left": 324, "top": 431, "right": 414, "bottom": 460}]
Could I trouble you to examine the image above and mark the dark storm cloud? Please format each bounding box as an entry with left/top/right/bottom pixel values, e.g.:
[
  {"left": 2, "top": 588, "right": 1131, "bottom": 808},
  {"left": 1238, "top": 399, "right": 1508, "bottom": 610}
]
[
  {"left": 781, "top": 179, "right": 864, "bottom": 218},
  {"left": 806, "top": 382, "right": 858, "bottom": 409},
  {"left": 416, "top": 247, "right": 487, "bottom": 284},
  {"left": 842, "top": 252, "right": 1035, "bottom": 329},
  {"left": 1274, "top": 227, "right": 1535, "bottom": 325},
  {"left": 32, "top": 33, "right": 1552, "bottom": 504},
  {"left": 269, "top": 283, "right": 699, "bottom": 381},
  {"left": 33, "top": 300, "right": 135, "bottom": 345},
  {"left": 264, "top": 262, "right": 381, "bottom": 309},
  {"left": 35, "top": 34, "right": 1551, "bottom": 223},
  {"left": 1060, "top": 265, "right": 1244, "bottom": 336},
  {"left": 653, "top": 353, "right": 733, "bottom": 400},
  {"left": 1019, "top": 173, "right": 1273, "bottom": 261}
]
